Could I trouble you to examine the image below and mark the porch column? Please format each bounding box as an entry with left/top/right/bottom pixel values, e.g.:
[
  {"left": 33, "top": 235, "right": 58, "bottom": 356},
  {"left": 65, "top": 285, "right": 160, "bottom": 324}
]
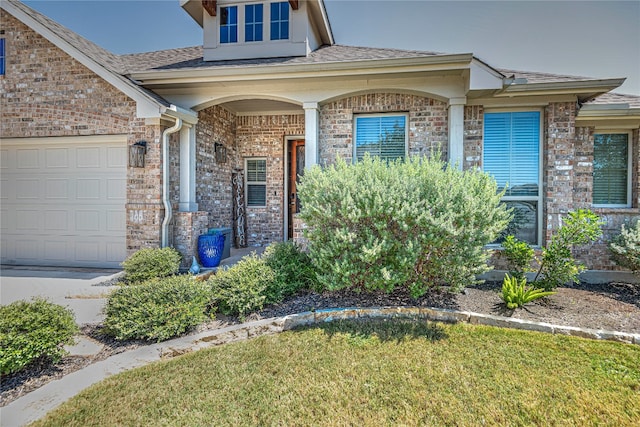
[
  {"left": 448, "top": 97, "right": 466, "bottom": 170},
  {"left": 179, "top": 124, "right": 198, "bottom": 212},
  {"left": 303, "top": 102, "right": 319, "bottom": 167}
]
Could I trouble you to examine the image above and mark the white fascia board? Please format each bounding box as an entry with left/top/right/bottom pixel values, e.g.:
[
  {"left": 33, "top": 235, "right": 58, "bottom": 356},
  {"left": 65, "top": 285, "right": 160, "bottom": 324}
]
[
  {"left": 130, "top": 53, "right": 475, "bottom": 85},
  {"left": 161, "top": 105, "right": 199, "bottom": 125},
  {"left": 3, "top": 1, "right": 168, "bottom": 119},
  {"left": 180, "top": 0, "right": 204, "bottom": 27},
  {"left": 496, "top": 79, "right": 626, "bottom": 97},
  {"left": 469, "top": 59, "right": 504, "bottom": 90}
]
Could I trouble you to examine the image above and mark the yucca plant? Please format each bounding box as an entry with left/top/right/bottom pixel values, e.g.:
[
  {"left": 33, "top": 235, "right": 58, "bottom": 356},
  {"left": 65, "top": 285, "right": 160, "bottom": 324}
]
[{"left": 501, "top": 274, "right": 556, "bottom": 309}]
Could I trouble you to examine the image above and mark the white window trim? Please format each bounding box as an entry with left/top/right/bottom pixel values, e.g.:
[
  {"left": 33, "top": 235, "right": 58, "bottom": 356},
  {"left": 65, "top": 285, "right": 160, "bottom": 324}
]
[
  {"left": 352, "top": 112, "right": 409, "bottom": 163},
  {"left": 483, "top": 108, "right": 544, "bottom": 247},
  {"left": 217, "top": 2, "right": 291, "bottom": 47},
  {"left": 245, "top": 157, "right": 267, "bottom": 208},
  {"left": 592, "top": 129, "right": 633, "bottom": 208}
]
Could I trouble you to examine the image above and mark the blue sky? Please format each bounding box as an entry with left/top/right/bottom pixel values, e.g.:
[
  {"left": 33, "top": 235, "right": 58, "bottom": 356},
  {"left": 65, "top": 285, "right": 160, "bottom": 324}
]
[{"left": 22, "top": 0, "right": 640, "bottom": 95}]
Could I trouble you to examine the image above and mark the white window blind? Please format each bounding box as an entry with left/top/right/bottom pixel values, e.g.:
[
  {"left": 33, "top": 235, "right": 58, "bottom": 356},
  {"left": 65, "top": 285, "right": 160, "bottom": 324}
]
[
  {"left": 484, "top": 111, "right": 541, "bottom": 245},
  {"left": 483, "top": 112, "right": 540, "bottom": 196},
  {"left": 593, "top": 133, "right": 629, "bottom": 206},
  {"left": 246, "top": 159, "right": 267, "bottom": 207},
  {"left": 354, "top": 115, "right": 407, "bottom": 162}
]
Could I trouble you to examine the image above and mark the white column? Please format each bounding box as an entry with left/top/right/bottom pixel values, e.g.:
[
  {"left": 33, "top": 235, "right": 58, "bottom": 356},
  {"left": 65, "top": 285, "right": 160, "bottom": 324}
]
[
  {"left": 179, "top": 124, "right": 198, "bottom": 212},
  {"left": 448, "top": 97, "right": 466, "bottom": 170},
  {"left": 303, "top": 102, "right": 319, "bottom": 168}
]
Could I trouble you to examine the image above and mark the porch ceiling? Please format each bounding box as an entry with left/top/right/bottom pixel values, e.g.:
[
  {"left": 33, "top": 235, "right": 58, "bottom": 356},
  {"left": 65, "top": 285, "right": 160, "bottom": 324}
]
[{"left": 213, "top": 99, "right": 303, "bottom": 115}]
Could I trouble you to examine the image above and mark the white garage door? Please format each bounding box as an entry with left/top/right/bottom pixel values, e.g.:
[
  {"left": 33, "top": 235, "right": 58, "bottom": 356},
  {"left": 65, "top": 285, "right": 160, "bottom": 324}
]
[{"left": 1, "top": 135, "right": 127, "bottom": 268}]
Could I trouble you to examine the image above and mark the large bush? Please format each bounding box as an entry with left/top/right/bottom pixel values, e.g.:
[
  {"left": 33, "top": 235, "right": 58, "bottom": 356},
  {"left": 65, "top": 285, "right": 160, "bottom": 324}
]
[
  {"left": 121, "top": 247, "right": 182, "bottom": 284},
  {"left": 609, "top": 220, "right": 640, "bottom": 275},
  {"left": 262, "top": 241, "right": 319, "bottom": 302},
  {"left": 0, "top": 298, "right": 78, "bottom": 375},
  {"left": 209, "top": 253, "right": 276, "bottom": 319},
  {"left": 297, "top": 155, "right": 511, "bottom": 296},
  {"left": 104, "top": 275, "right": 211, "bottom": 342}
]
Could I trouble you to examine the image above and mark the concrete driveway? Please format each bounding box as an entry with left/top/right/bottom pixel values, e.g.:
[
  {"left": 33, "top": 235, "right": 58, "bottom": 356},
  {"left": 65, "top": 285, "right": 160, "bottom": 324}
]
[{"left": 0, "top": 266, "right": 122, "bottom": 324}]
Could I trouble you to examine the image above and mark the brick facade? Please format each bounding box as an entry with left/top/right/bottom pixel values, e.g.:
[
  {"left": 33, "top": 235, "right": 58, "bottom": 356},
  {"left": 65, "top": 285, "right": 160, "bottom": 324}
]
[
  {"left": 236, "top": 114, "right": 305, "bottom": 245},
  {"left": 319, "top": 93, "right": 448, "bottom": 165},
  {"left": 1, "top": 12, "right": 164, "bottom": 259}
]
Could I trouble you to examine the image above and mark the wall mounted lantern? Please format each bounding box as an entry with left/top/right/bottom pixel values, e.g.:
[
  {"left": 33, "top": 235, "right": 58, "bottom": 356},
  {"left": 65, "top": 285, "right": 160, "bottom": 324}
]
[
  {"left": 215, "top": 142, "right": 227, "bottom": 164},
  {"left": 129, "top": 140, "right": 147, "bottom": 168}
]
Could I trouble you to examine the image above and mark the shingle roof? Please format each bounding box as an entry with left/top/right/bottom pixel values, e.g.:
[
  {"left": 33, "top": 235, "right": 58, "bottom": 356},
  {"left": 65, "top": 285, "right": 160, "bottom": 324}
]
[
  {"left": 121, "top": 44, "right": 446, "bottom": 73},
  {"left": 498, "top": 68, "right": 596, "bottom": 84},
  {"left": 6, "top": 0, "right": 637, "bottom": 112},
  {"left": 583, "top": 92, "right": 640, "bottom": 108}
]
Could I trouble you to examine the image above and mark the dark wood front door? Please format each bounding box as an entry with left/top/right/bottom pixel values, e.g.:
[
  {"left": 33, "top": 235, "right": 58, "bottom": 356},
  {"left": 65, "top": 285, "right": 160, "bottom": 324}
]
[{"left": 287, "top": 139, "right": 305, "bottom": 239}]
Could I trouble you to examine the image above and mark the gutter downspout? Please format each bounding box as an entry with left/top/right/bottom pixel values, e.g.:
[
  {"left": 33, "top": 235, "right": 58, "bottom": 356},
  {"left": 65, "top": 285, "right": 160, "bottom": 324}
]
[{"left": 161, "top": 118, "right": 183, "bottom": 248}]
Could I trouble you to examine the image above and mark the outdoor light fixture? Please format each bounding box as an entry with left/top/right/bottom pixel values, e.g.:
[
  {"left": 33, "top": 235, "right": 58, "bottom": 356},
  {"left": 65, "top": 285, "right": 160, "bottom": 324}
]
[
  {"left": 215, "top": 142, "right": 227, "bottom": 163},
  {"left": 129, "top": 140, "right": 147, "bottom": 168}
]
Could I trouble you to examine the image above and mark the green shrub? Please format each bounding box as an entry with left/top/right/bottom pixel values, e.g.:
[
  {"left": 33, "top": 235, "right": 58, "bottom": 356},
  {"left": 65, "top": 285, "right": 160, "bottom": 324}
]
[
  {"left": 609, "top": 220, "right": 640, "bottom": 275},
  {"left": 209, "top": 253, "right": 276, "bottom": 319},
  {"left": 121, "top": 247, "right": 182, "bottom": 284},
  {"left": 297, "top": 154, "right": 511, "bottom": 296},
  {"left": 0, "top": 298, "right": 78, "bottom": 375},
  {"left": 501, "top": 235, "right": 535, "bottom": 280},
  {"left": 502, "top": 209, "right": 604, "bottom": 291},
  {"left": 104, "top": 275, "right": 211, "bottom": 342},
  {"left": 262, "top": 241, "right": 319, "bottom": 302},
  {"left": 501, "top": 274, "right": 556, "bottom": 309}
]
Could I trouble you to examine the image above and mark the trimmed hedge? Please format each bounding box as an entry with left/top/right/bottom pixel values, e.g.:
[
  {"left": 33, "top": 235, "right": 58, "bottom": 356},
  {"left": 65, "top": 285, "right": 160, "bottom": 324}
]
[
  {"left": 262, "top": 241, "right": 319, "bottom": 303},
  {"left": 121, "top": 247, "right": 182, "bottom": 284},
  {"left": 209, "top": 253, "right": 276, "bottom": 319},
  {"left": 1, "top": 298, "right": 78, "bottom": 375},
  {"left": 104, "top": 275, "right": 211, "bottom": 342}
]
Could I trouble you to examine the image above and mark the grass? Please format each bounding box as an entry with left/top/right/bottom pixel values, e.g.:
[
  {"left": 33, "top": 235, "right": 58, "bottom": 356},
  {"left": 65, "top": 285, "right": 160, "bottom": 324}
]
[{"left": 33, "top": 320, "right": 640, "bottom": 426}]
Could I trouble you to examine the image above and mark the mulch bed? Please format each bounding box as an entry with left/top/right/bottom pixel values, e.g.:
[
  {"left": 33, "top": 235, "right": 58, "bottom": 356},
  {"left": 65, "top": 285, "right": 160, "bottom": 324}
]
[{"left": 2, "top": 280, "right": 638, "bottom": 407}]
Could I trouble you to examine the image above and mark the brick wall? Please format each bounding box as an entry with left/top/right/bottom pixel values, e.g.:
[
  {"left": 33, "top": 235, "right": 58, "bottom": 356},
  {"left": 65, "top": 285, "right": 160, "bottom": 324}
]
[
  {"left": 236, "top": 114, "right": 305, "bottom": 245},
  {"left": 1, "top": 11, "right": 164, "bottom": 258},
  {"left": 319, "top": 93, "right": 448, "bottom": 165}
]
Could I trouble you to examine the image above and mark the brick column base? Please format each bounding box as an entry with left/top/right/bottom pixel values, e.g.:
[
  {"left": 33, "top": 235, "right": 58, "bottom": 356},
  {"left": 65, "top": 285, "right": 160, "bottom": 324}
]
[{"left": 173, "top": 211, "right": 210, "bottom": 268}]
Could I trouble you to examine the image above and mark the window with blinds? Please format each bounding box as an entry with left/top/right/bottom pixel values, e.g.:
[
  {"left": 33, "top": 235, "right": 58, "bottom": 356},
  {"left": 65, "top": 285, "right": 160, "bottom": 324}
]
[
  {"left": 483, "top": 111, "right": 541, "bottom": 245},
  {"left": 354, "top": 114, "right": 407, "bottom": 162},
  {"left": 593, "top": 133, "right": 630, "bottom": 206},
  {"left": 246, "top": 158, "right": 267, "bottom": 207}
]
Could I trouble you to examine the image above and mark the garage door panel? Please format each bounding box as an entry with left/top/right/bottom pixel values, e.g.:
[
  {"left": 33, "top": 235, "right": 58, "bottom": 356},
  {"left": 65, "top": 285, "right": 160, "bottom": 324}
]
[
  {"left": 107, "top": 146, "right": 127, "bottom": 168},
  {"left": 45, "top": 179, "right": 70, "bottom": 199},
  {"left": 16, "top": 149, "right": 40, "bottom": 169},
  {"left": 44, "top": 210, "right": 70, "bottom": 232},
  {"left": 46, "top": 148, "right": 70, "bottom": 168},
  {"left": 77, "top": 147, "right": 100, "bottom": 168},
  {"left": 15, "top": 178, "right": 40, "bottom": 199},
  {"left": 1, "top": 136, "right": 126, "bottom": 268},
  {"left": 107, "top": 178, "right": 126, "bottom": 200},
  {"left": 77, "top": 178, "right": 101, "bottom": 200}
]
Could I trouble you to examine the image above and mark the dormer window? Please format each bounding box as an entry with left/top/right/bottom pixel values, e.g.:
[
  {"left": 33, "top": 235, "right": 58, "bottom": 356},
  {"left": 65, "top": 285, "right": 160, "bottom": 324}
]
[
  {"left": 245, "top": 4, "right": 264, "bottom": 42},
  {"left": 220, "top": 6, "right": 238, "bottom": 44},
  {"left": 270, "top": 2, "right": 289, "bottom": 40}
]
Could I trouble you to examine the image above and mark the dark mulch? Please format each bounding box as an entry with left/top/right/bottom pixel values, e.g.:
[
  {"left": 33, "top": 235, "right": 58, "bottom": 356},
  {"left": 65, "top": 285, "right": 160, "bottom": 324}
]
[{"left": 2, "top": 280, "right": 638, "bottom": 407}]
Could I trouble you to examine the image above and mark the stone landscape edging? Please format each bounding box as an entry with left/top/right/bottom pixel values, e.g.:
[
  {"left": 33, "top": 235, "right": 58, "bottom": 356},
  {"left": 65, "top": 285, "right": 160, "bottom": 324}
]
[{"left": 189, "top": 306, "right": 640, "bottom": 349}]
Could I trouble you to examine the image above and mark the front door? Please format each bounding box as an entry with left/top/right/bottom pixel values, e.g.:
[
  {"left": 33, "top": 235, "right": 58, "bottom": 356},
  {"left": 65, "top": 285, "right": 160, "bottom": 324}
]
[{"left": 287, "top": 139, "right": 305, "bottom": 239}]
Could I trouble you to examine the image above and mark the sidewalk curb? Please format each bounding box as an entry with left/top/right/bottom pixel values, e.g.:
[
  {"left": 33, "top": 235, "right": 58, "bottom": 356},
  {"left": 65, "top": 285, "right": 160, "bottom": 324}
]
[{"left": 3, "top": 306, "right": 638, "bottom": 426}]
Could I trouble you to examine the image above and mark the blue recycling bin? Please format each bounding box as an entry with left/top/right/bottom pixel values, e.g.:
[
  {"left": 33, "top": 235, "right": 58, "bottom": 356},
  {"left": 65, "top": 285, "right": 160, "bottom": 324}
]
[{"left": 198, "top": 232, "right": 225, "bottom": 268}]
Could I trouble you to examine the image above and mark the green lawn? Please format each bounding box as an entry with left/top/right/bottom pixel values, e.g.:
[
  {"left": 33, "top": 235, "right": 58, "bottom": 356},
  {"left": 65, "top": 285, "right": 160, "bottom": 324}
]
[{"left": 33, "top": 320, "right": 640, "bottom": 426}]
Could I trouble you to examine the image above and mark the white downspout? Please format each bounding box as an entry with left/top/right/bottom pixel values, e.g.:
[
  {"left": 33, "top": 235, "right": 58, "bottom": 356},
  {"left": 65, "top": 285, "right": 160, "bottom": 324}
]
[{"left": 161, "top": 118, "right": 183, "bottom": 247}]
